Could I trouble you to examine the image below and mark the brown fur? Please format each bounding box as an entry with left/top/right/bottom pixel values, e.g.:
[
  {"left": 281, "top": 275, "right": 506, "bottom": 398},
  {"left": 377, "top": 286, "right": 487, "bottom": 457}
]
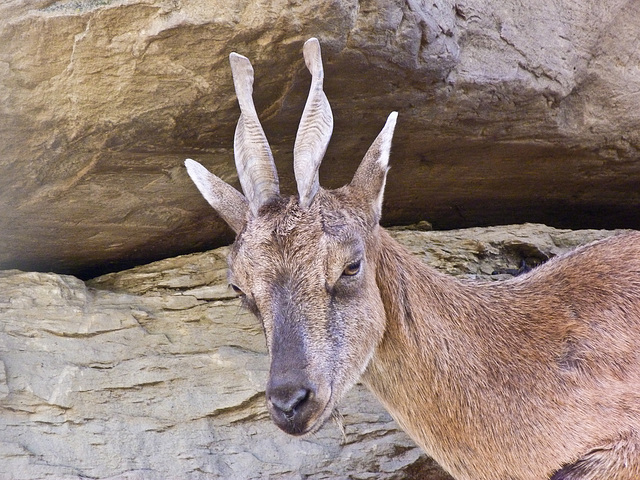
[
  {"left": 220, "top": 188, "right": 640, "bottom": 480},
  {"left": 185, "top": 39, "right": 640, "bottom": 480},
  {"left": 367, "top": 228, "right": 640, "bottom": 479}
]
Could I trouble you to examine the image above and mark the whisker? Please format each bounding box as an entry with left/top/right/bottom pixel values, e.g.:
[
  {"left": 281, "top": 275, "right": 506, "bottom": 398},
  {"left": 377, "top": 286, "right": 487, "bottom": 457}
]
[{"left": 331, "top": 409, "right": 346, "bottom": 445}]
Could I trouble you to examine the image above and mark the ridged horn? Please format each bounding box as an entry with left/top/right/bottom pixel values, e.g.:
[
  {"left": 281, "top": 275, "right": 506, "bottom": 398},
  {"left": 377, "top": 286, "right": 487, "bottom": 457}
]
[
  {"left": 229, "top": 52, "right": 280, "bottom": 215},
  {"left": 293, "top": 38, "right": 334, "bottom": 209}
]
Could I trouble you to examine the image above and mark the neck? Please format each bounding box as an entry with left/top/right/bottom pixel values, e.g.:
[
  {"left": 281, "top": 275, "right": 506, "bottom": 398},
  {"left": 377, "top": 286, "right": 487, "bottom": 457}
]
[
  {"left": 362, "top": 231, "right": 463, "bottom": 446},
  {"left": 361, "top": 229, "right": 522, "bottom": 479},
  {"left": 359, "top": 229, "right": 639, "bottom": 480}
]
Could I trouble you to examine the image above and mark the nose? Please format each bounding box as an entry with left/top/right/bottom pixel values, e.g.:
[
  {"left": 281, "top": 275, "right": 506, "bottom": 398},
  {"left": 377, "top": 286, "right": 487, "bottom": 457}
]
[
  {"left": 268, "top": 384, "right": 311, "bottom": 418},
  {"left": 266, "top": 378, "right": 317, "bottom": 434},
  {"left": 269, "top": 385, "right": 311, "bottom": 419}
]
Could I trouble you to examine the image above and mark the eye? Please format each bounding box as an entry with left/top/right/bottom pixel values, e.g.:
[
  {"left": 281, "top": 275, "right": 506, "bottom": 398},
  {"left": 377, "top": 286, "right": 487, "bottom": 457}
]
[
  {"left": 230, "top": 283, "right": 245, "bottom": 296},
  {"left": 342, "top": 260, "right": 362, "bottom": 277}
]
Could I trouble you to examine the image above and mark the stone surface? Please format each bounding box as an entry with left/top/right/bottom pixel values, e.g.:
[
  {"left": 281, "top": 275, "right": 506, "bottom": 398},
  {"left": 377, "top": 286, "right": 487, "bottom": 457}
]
[
  {"left": 0, "top": 223, "right": 623, "bottom": 479},
  {"left": 1, "top": 0, "right": 640, "bottom": 277}
]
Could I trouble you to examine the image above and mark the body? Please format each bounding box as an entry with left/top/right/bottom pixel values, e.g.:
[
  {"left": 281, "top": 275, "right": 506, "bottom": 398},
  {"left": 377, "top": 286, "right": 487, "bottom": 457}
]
[
  {"left": 366, "top": 228, "right": 640, "bottom": 479},
  {"left": 184, "top": 38, "right": 640, "bottom": 479}
]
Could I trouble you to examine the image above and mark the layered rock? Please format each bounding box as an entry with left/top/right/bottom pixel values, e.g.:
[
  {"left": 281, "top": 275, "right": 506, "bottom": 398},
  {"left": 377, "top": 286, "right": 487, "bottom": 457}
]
[
  {"left": 0, "top": 224, "right": 622, "bottom": 479},
  {"left": 1, "top": 0, "right": 640, "bottom": 276}
]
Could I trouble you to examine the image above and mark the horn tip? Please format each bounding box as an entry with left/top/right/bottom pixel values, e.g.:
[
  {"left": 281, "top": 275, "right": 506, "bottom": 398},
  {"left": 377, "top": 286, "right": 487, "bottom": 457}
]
[
  {"left": 303, "top": 37, "right": 323, "bottom": 75},
  {"left": 304, "top": 37, "right": 319, "bottom": 47},
  {"left": 385, "top": 111, "right": 398, "bottom": 129},
  {"left": 185, "top": 158, "right": 207, "bottom": 176},
  {"left": 229, "top": 51, "right": 255, "bottom": 91},
  {"left": 229, "top": 52, "right": 253, "bottom": 72},
  {"left": 229, "top": 52, "right": 247, "bottom": 62},
  {"left": 303, "top": 37, "right": 321, "bottom": 55}
]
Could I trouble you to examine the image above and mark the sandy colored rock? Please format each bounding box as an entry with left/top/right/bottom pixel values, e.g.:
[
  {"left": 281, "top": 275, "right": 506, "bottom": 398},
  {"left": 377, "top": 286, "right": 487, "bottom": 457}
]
[
  {"left": 1, "top": 0, "right": 639, "bottom": 276},
  {"left": 0, "top": 223, "right": 624, "bottom": 479}
]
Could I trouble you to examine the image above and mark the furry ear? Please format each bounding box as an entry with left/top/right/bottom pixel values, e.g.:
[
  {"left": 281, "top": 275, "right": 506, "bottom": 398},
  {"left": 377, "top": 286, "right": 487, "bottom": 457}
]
[
  {"left": 185, "top": 159, "right": 249, "bottom": 234},
  {"left": 348, "top": 112, "right": 398, "bottom": 222}
]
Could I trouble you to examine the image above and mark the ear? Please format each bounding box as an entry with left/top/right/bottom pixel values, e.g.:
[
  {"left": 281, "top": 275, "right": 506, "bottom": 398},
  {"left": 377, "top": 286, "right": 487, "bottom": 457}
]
[
  {"left": 185, "top": 159, "right": 249, "bottom": 234},
  {"left": 348, "top": 112, "right": 398, "bottom": 222}
]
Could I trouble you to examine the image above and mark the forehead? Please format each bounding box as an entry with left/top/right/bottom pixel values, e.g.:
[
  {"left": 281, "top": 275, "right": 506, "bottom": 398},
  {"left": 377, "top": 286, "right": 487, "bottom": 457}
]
[{"left": 231, "top": 191, "right": 365, "bottom": 266}]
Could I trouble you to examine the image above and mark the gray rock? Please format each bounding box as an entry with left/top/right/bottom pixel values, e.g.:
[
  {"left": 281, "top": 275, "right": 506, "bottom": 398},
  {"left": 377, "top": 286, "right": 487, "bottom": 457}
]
[
  {"left": 1, "top": 0, "right": 639, "bottom": 276},
  {"left": 0, "top": 224, "right": 622, "bottom": 479}
]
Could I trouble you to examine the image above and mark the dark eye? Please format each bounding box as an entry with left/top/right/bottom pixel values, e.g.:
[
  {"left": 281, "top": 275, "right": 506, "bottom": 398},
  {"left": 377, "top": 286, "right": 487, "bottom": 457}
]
[
  {"left": 342, "top": 260, "right": 362, "bottom": 277},
  {"left": 230, "top": 283, "right": 244, "bottom": 296}
]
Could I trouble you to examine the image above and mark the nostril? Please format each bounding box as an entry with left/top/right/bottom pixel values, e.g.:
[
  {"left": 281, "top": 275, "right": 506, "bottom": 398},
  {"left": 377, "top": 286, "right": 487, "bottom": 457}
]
[{"left": 269, "top": 386, "right": 312, "bottom": 418}]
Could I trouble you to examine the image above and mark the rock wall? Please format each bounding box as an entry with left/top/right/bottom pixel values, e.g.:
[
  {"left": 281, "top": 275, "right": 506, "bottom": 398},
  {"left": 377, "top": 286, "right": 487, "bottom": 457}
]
[
  {"left": 2, "top": 0, "right": 640, "bottom": 276},
  {"left": 0, "top": 224, "right": 622, "bottom": 479}
]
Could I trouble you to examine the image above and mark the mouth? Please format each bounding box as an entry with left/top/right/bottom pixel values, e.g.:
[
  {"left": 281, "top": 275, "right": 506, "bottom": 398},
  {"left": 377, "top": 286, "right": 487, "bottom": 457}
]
[{"left": 267, "top": 388, "right": 335, "bottom": 436}]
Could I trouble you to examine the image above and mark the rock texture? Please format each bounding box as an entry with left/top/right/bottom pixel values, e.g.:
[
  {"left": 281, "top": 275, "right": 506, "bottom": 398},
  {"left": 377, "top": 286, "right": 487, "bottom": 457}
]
[
  {"left": 1, "top": 0, "right": 640, "bottom": 277},
  {"left": 0, "top": 224, "right": 624, "bottom": 480}
]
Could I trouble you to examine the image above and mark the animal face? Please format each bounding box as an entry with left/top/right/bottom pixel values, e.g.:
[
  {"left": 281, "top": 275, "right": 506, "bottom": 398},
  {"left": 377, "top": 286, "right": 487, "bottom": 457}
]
[
  {"left": 227, "top": 190, "right": 387, "bottom": 434},
  {"left": 185, "top": 37, "right": 397, "bottom": 435}
]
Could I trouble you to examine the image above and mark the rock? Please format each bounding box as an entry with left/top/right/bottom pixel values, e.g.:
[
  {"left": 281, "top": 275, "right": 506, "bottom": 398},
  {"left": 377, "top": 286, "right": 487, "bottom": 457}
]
[
  {"left": 1, "top": 0, "right": 640, "bottom": 277},
  {"left": 0, "top": 223, "right": 622, "bottom": 479}
]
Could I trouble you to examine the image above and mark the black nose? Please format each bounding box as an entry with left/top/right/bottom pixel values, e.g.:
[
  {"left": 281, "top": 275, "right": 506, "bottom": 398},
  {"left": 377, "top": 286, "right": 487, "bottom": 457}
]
[{"left": 268, "top": 383, "right": 312, "bottom": 419}]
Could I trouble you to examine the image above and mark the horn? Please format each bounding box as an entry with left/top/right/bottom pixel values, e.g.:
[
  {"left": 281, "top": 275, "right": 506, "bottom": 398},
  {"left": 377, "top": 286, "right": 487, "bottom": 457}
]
[
  {"left": 229, "top": 52, "right": 280, "bottom": 215},
  {"left": 293, "top": 38, "right": 334, "bottom": 209}
]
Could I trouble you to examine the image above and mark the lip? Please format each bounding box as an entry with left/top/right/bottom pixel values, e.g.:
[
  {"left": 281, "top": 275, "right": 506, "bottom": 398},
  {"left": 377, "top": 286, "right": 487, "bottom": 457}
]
[
  {"left": 268, "top": 390, "right": 335, "bottom": 436},
  {"left": 299, "top": 401, "right": 335, "bottom": 436}
]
